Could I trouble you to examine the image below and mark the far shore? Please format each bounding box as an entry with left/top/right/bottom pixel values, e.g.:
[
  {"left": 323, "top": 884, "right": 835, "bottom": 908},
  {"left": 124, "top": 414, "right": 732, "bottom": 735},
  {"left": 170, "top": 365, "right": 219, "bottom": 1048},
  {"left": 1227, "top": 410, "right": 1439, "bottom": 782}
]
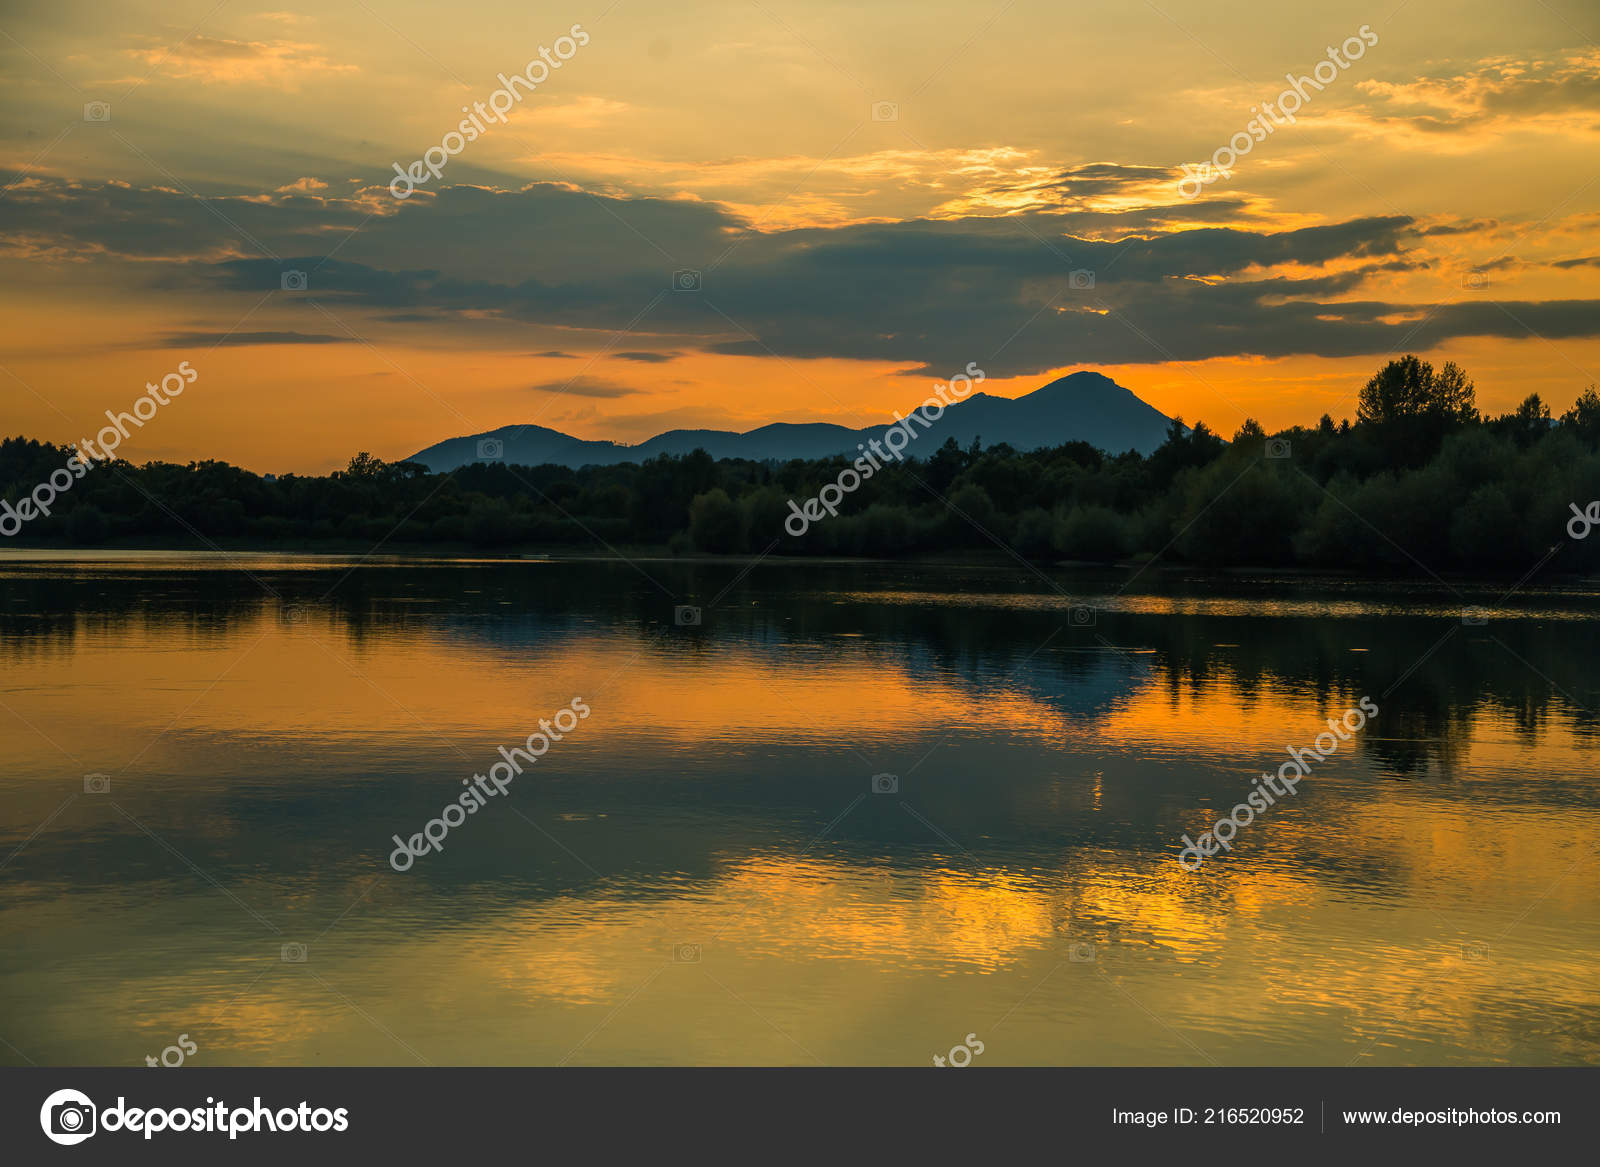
[{"left": 0, "top": 537, "right": 1593, "bottom": 587}]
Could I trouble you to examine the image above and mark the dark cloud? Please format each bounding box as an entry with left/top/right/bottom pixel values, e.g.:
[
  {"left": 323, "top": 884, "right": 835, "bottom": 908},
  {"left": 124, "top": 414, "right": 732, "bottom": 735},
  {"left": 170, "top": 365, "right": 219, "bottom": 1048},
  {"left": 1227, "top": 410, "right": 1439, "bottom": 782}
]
[
  {"left": 958, "top": 161, "right": 1184, "bottom": 209},
  {"left": 157, "top": 330, "right": 354, "bottom": 347},
  {"left": 610, "top": 351, "right": 678, "bottom": 363},
  {"left": 1552, "top": 256, "right": 1600, "bottom": 270},
  {"left": 1416, "top": 219, "right": 1499, "bottom": 237},
  {"left": 528, "top": 376, "right": 645, "bottom": 398},
  {"left": 0, "top": 178, "right": 374, "bottom": 261},
  {"left": 7, "top": 178, "right": 1600, "bottom": 377}
]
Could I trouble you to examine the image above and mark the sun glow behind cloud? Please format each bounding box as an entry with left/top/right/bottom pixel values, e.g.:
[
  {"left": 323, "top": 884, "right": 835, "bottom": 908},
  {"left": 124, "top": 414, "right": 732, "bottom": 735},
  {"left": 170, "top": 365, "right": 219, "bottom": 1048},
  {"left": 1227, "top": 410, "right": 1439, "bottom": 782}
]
[{"left": 0, "top": 0, "right": 1596, "bottom": 468}]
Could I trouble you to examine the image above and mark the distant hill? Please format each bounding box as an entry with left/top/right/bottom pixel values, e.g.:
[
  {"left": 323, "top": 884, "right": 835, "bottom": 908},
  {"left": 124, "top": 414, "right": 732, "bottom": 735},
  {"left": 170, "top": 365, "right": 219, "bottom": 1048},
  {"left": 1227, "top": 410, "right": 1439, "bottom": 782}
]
[{"left": 405, "top": 371, "right": 1175, "bottom": 471}]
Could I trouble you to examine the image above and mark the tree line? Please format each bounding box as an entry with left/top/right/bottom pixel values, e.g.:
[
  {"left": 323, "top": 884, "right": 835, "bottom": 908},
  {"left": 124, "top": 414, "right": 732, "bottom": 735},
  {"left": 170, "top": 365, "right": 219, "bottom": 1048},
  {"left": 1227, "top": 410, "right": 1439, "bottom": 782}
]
[{"left": 5, "top": 356, "right": 1600, "bottom": 573}]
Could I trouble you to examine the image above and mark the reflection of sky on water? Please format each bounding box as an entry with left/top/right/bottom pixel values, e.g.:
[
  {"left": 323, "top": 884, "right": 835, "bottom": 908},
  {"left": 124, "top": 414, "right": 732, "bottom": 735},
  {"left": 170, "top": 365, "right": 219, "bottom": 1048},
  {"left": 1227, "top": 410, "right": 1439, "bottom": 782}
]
[{"left": 1, "top": 555, "right": 1597, "bottom": 1065}]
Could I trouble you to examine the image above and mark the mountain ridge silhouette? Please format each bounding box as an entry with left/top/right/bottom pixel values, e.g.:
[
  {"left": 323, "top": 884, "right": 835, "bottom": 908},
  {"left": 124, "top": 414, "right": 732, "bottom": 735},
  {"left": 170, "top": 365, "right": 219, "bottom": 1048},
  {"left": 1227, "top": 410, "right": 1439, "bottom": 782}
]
[{"left": 406, "top": 371, "right": 1175, "bottom": 471}]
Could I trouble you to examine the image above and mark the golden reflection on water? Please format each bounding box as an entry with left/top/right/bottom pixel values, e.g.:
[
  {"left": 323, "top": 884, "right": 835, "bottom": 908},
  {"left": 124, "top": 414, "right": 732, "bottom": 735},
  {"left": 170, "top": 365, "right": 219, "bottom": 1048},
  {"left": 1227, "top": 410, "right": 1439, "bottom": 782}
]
[{"left": 1, "top": 563, "right": 1598, "bottom": 1066}]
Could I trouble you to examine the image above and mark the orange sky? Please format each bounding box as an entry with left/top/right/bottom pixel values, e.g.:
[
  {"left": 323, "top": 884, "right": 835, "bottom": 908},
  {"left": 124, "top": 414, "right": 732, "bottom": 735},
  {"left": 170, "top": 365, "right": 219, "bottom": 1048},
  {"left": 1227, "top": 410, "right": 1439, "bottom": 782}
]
[{"left": 2, "top": 2, "right": 1598, "bottom": 472}]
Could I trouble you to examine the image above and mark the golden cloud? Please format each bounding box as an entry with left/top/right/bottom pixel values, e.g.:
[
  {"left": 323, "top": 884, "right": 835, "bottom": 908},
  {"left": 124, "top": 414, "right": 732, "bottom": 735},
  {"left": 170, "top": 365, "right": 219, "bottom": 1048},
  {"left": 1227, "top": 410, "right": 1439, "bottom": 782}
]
[{"left": 128, "top": 35, "right": 358, "bottom": 85}]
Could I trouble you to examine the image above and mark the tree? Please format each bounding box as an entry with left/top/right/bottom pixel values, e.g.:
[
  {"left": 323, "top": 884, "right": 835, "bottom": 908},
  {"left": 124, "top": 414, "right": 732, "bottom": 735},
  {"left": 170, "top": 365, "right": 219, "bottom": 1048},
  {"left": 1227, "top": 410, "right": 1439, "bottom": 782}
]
[
  {"left": 1055, "top": 505, "right": 1129, "bottom": 562},
  {"left": 1499, "top": 392, "right": 1551, "bottom": 447},
  {"left": 65, "top": 503, "right": 109, "bottom": 544},
  {"left": 1355, "top": 356, "right": 1479, "bottom": 466},
  {"left": 688, "top": 488, "right": 742, "bottom": 552},
  {"left": 1014, "top": 507, "right": 1056, "bottom": 558},
  {"left": 942, "top": 482, "right": 997, "bottom": 546},
  {"left": 342, "top": 451, "right": 389, "bottom": 480},
  {"left": 463, "top": 497, "right": 517, "bottom": 546},
  {"left": 926, "top": 437, "right": 968, "bottom": 493},
  {"left": 1561, "top": 385, "right": 1600, "bottom": 446},
  {"left": 1357, "top": 355, "right": 1478, "bottom": 425},
  {"left": 1432, "top": 361, "right": 1478, "bottom": 422},
  {"left": 1233, "top": 418, "right": 1267, "bottom": 445}
]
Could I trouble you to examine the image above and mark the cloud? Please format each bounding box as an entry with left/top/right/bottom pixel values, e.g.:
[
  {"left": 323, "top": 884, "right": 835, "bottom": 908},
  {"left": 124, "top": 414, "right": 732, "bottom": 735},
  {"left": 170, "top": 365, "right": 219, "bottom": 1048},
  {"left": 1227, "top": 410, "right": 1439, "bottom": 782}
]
[
  {"left": 1552, "top": 256, "right": 1600, "bottom": 270},
  {"left": 156, "top": 330, "right": 354, "bottom": 347},
  {"left": 526, "top": 145, "right": 1154, "bottom": 229},
  {"left": 1354, "top": 50, "right": 1600, "bottom": 136},
  {"left": 0, "top": 177, "right": 386, "bottom": 262},
  {"left": 930, "top": 161, "right": 1225, "bottom": 220},
  {"left": 528, "top": 376, "right": 646, "bottom": 398},
  {"left": 1417, "top": 219, "right": 1500, "bottom": 237},
  {"left": 610, "top": 351, "right": 678, "bottom": 363},
  {"left": 525, "top": 96, "right": 631, "bottom": 129},
  {"left": 8, "top": 177, "right": 1600, "bottom": 376},
  {"left": 127, "top": 35, "right": 358, "bottom": 85}
]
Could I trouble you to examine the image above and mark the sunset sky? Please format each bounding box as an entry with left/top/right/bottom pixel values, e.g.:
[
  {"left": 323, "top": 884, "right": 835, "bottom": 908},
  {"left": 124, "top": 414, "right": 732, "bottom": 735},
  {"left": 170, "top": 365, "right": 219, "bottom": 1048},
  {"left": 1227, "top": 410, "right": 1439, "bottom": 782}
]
[{"left": 2, "top": 0, "right": 1598, "bottom": 473}]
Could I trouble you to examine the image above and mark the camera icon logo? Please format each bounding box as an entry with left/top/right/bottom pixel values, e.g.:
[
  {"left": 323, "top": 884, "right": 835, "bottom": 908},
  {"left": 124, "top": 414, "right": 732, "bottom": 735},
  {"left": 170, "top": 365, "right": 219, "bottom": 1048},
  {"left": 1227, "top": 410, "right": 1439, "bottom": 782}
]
[
  {"left": 278, "top": 602, "right": 309, "bottom": 626},
  {"left": 83, "top": 773, "right": 111, "bottom": 794},
  {"left": 477, "top": 437, "right": 504, "bottom": 460},
  {"left": 280, "top": 270, "right": 308, "bottom": 292},
  {"left": 1069, "top": 604, "right": 1096, "bottom": 627},
  {"left": 1461, "top": 607, "right": 1489, "bottom": 626},
  {"left": 1460, "top": 941, "right": 1490, "bottom": 962},
  {"left": 674, "top": 604, "right": 702, "bottom": 626},
  {"left": 1265, "top": 438, "right": 1291, "bottom": 460},
  {"left": 871, "top": 772, "right": 899, "bottom": 795},
  {"left": 673, "top": 943, "right": 701, "bottom": 963},
  {"left": 1068, "top": 269, "right": 1095, "bottom": 290},
  {"left": 83, "top": 101, "right": 111, "bottom": 123},
  {"left": 40, "top": 1088, "right": 97, "bottom": 1145},
  {"left": 1068, "top": 941, "right": 1097, "bottom": 963},
  {"left": 281, "top": 942, "right": 309, "bottom": 963},
  {"left": 672, "top": 269, "right": 702, "bottom": 292},
  {"left": 1462, "top": 270, "right": 1489, "bottom": 290},
  {"left": 871, "top": 101, "right": 899, "bottom": 122}
]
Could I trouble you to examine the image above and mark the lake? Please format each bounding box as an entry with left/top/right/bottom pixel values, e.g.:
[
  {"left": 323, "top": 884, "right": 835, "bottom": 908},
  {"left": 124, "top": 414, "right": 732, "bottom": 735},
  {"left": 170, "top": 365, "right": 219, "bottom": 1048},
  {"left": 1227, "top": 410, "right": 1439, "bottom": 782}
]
[{"left": 1, "top": 551, "right": 1597, "bottom": 1066}]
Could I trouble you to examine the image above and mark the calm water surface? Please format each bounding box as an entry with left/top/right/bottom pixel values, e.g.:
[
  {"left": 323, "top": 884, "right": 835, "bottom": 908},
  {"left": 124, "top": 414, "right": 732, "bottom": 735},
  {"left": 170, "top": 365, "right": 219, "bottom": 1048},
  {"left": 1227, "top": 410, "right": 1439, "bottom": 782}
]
[{"left": 1, "top": 552, "right": 1597, "bottom": 1065}]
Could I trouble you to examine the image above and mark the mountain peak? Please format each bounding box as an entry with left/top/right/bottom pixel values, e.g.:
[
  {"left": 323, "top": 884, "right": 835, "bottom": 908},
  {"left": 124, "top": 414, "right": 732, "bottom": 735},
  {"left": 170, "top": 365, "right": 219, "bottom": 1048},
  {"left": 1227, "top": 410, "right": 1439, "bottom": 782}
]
[
  {"left": 1027, "top": 370, "right": 1123, "bottom": 397},
  {"left": 406, "top": 371, "right": 1174, "bottom": 471}
]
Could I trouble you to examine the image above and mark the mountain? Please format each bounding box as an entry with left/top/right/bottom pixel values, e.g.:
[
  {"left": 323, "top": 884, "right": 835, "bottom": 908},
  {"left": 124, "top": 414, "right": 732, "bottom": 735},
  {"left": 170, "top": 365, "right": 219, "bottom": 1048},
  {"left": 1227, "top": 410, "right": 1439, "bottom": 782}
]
[{"left": 405, "top": 371, "right": 1175, "bottom": 472}]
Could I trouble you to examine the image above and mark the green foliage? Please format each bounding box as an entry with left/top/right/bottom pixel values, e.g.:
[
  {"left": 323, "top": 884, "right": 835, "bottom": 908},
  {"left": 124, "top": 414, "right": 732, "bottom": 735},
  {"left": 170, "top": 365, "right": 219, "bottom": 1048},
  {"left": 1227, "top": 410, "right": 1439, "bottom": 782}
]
[
  {"left": 1055, "top": 505, "right": 1130, "bottom": 563},
  {"left": 4, "top": 359, "right": 1599, "bottom": 576},
  {"left": 1560, "top": 386, "right": 1600, "bottom": 447},
  {"left": 688, "top": 488, "right": 742, "bottom": 553},
  {"left": 1357, "top": 355, "right": 1478, "bottom": 426},
  {"left": 65, "top": 502, "right": 109, "bottom": 544}
]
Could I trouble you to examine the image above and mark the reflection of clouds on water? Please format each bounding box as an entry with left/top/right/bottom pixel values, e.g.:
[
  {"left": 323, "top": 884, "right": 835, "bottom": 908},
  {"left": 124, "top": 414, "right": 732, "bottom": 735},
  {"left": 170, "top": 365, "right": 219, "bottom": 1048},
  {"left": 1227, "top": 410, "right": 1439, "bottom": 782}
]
[
  {"left": 1, "top": 556, "right": 1599, "bottom": 1065},
  {"left": 6, "top": 835, "right": 1593, "bottom": 1064}
]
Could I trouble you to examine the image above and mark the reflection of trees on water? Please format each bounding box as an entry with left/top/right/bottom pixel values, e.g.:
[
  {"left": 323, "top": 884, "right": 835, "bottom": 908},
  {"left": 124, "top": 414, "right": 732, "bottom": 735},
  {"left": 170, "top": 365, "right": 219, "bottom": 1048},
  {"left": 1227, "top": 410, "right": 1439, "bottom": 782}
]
[{"left": 3, "top": 559, "right": 1596, "bottom": 782}]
